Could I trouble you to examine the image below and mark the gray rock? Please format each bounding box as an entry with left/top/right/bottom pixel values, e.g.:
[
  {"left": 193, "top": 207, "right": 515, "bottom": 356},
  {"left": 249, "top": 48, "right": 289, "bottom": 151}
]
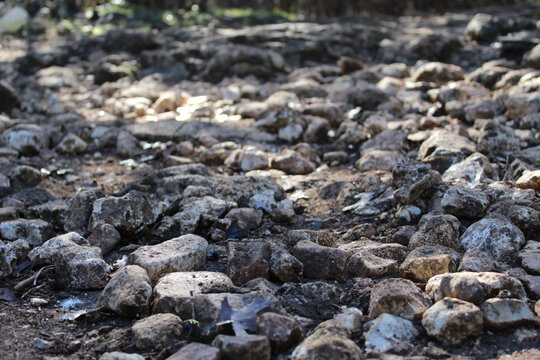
[
  {"left": 224, "top": 208, "right": 263, "bottom": 231},
  {"left": 269, "top": 249, "right": 303, "bottom": 283},
  {"left": 132, "top": 313, "right": 184, "bottom": 350},
  {"left": 340, "top": 240, "right": 408, "bottom": 263},
  {"left": 361, "top": 130, "right": 407, "bottom": 153},
  {"left": 212, "top": 334, "right": 270, "bottom": 360},
  {"left": 89, "top": 190, "right": 155, "bottom": 235},
  {"left": 303, "top": 103, "right": 344, "bottom": 127},
  {"left": 278, "top": 281, "right": 341, "bottom": 320},
  {"left": 116, "top": 131, "right": 142, "bottom": 158},
  {"left": 408, "top": 213, "right": 463, "bottom": 252},
  {"left": 0, "top": 239, "right": 30, "bottom": 278},
  {"left": 227, "top": 240, "right": 271, "bottom": 286},
  {"left": 357, "top": 150, "right": 404, "bottom": 172},
  {"left": 0, "top": 174, "right": 10, "bottom": 192},
  {"left": 465, "top": 13, "right": 502, "bottom": 42},
  {"left": 519, "top": 241, "right": 540, "bottom": 275},
  {"left": 225, "top": 147, "right": 269, "bottom": 172},
  {"left": 418, "top": 130, "right": 476, "bottom": 172},
  {"left": 4, "top": 124, "right": 47, "bottom": 156},
  {"left": 400, "top": 245, "right": 461, "bottom": 283},
  {"left": 291, "top": 329, "right": 362, "bottom": 360},
  {"left": 369, "top": 278, "right": 432, "bottom": 320},
  {"left": 56, "top": 133, "right": 87, "bottom": 154},
  {"left": 99, "top": 265, "right": 152, "bottom": 317},
  {"left": 481, "top": 298, "right": 539, "bottom": 330},
  {"left": 426, "top": 271, "right": 527, "bottom": 304},
  {"left": 460, "top": 216, "right": 525, "bottom": 264},
  {"left": 0, "top": 219, "right": 53, "bottom": 246},
  {"left": 166, "top": 343, "right": 220, "bottom": 360},
  {"left": 422, "top": 298, "right": 483, "bottom": 345},
  {"left": 365, "top": 313, "right": 418, "bottom": 353},
  {"left": 54, "top": 244, "right": 110, "bottom": 290},
  {"left": 441, "top": 186, "right": 489, "bottom": 218},
  {"left": 99, "top": 352, "right": 145, "bottom": 360},
  {"left": 392, "top": 161, "right": 440, "bottom": 205},
  {"left": 27, "top": 232, "right": 87, "bottom": 265},
  {"left": 64, "top": 189, "right": 104, "bottom": 237},
  {"left": 442, "top": 152, "right": 498, "bottom": 186},
  {"left": 256, "top": 312, "right": 303, "bottom": 353},
  {"left": 27, "top": 200, "right": 67, "bottom": 230},
  {"left": 411, "top": 62, "right": 464, "bottom": 84},
  {"left": 271, "top": 199, "right": 297, "bottom": 223},
  {"left": 128, "top": 234, "right": 208, "bottom": 282},
  {"left": 292, "top": 240, "right": 348, "bottom": 280},
  {"left": 524, "top": 43, "right": 540, "bottom": 69},
  {"left": 458, "top": 247, "right": 496, "bottom": 272},
  {"left": 87, "top": 224, "right": 121, "bottom": 255},
  {"left": 347, "top": 252, "right": 398, "bottom": 278},
  {"left": 464, "top": 98, "right": 497, "bottom": 123},
  {"left": 303, "top": 116, "right": 330, "bottom": 143},
  {"left": 271, "top": 150, "right": 315, "bottom": 175},
  {"left": 8, "top": 165, "right": 44, "bottom": 185},
  {"left": 183, "top": 196, "right": 236, "bottom": 219},
  {"left": 153, "top": 271, "right": 235, "bottom": 314}
]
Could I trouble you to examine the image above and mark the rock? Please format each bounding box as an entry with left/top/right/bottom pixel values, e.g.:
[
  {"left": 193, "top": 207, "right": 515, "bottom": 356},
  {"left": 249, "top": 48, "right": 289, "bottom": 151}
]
[
  {"left": 152, "top": 271, "right": 235, "bottom": 314},
  {"left": 347, "top": 252, "right": 398, "bottom": 278},
  {"left": 116, "top": 131, "right": 141, "bottom": 158},
  {"left": 0, "top": 239, "right": 30, "bottom": 278},
  {"left": 460, "top": 216, "right": 526, "bottom": 264},
  {"left": 4, "top": 124, "right": 47, "bottom": 156},
  {"left": 278, "top": 281, "right": 341, "bottom": 320},
  {"left": 536, "top": 300, "right": 540, "bottom": 317},
  {"left": 212, "top": 334, "right": 270, "bottom": 360},
  {"left": 128, "top": 234, "right": 208, "bottom": 282},
  {"left": 523, "top": 43, "right": 540, "bottom": 69},
  {"left": 227, "top": 240, "right": 271, "bottom": 286},
  {"left": 165, "top": 343, "right": 220, "bottom": 360},
  {"left": 99, "top": 265, "right": 152, "bottom": 317},
  {"left": 89, "top": 190, "right": 155, "bottom": 235},
  {"left": 87, "top": 224, "right": 121, "bottom": 255},
  {"left": 315, "top": 307, "right": 363, "bottom": 338},
  {"left": 0, "top": 6, "right": 28, "bottom": 34},
  {"left": 516, "top": 170, "right": 540, "bottom": 192},
  {"left": 64, "top": 189, "right": 104, "bottom": 237},
  {"left": 411, "top": 62, "right": 464, "bottom": 84},
  {"left": 269, "top": 249, "right": 303, "bottom": 283},
  {"left": 271, "top": 150, "right": 315, "bottom": 175},
  {"left": 303, "top": 103, "right": 344, "bottom": 126},
  {"left": 292, "top": 240, "right": 348, "bottom": 280},
  {"left": 27, "top": 200, "right": 67, "bottom": 230},
  {"left": 0, "top": 219, "right": 53, "bottom": 246},
  {"left": 99, "top": 352, "right": 145, "bottom": 360},
  {"left": 464, "top": 98, "right": 497, "bottom": 123},
  {"left": 225, "top": 147, "right": 269, "bottom": 172},
  {"left": 519, "top": 242, "right": 540, "bottom": 275},
  {"left": 51, "top": 243, "right": 109, "bottom": 289},
  {"left": 224, "top": 208, "right": 263, "bottom": 231},
  {"left": 365, "top": 313, "right": 418, "bottom": 353},
  {"left": 426, "top": 271, "right": 527, "bottom": 304},
  {"left": 291, "top": 329, "right": 362, "bottom": 360},
  {"left": 458, "top": 247, "right": 496, "bottom": 272},
  {"left": 369, "top": 278, "right": 432, "bottom": 320},
  {"left": 400, "top": 245, "right": 461, "bottom": 283},
  {"left": 357, "top": 150, "right": 404, "bottom": 172},
  {"left": 442, "top": 152, "right": 498, "bottom": 186},
  {"left": 361, "top": 130, "right": 407, "bottom": 153},
  {"left": 441, "top": 186, "right": 489, "bottom": 218},
  {"left": 392, "top": 161, "right": 440, "bottom": 205},
  {"left": 132, "top": 313, "right": 184, "bottom": 350},
  {"left": 390, "top": 226, "right": 416, "bottom": 246},
  {"left": 27, "top": 232, "right": 87, "bottom": 265},
  {"left": 481, "top": 298, "right": 539, "bottom": 330},
  {"left": 256, "top": 312, "right": 303, "bottom": 353},
  {"left": 422, "top": 298, "right": 483, "bottom": 345},
  {"left": 465, "top": 13, "right": 502, "bottom": 42},
  {"left": 56, "top": 133, "right": 87, "bottom": 154},
  {"left": 8, "top": 165, "right": 44, "bottom": 186},
  {"left": 418, "top": 130, "right": 476, "bottom": 172},
  {"left": 408, "top": 213, "right": 463, "bottom": 252},
  {"left": 340, "top": 240, "right": 408, "bottom": 263}
]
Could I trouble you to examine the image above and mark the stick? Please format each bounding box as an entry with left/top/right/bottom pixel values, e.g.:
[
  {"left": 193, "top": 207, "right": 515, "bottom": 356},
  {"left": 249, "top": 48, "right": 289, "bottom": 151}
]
[{"left": 14, "top": 266, "right": 54, "bottom": 293}]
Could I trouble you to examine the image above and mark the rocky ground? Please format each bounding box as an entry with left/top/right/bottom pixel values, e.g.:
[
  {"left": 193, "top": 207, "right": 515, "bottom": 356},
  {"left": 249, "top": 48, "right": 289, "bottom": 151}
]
[{"left": 1, "top": 3, "right": 540, "bottom": 360}]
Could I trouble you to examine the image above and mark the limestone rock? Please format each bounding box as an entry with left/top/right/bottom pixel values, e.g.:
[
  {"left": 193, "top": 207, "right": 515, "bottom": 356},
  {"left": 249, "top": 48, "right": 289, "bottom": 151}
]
[
  {"left": 4, "top": 124, "right": 47, "bottom": 156},
  {"left": 291, "top": 329, "right": 362, "bottom": 360},
  {"left": 365, "top": 313, "right": 418, "bottom": 353},
  {"left": 369, "top": 278, "right": 432, "bottom": 320},
  {"left": 400, "top": 245, "right": 461, "bottom": 283},
  {"left": 481, "top": 298, "right": 539, "bottom": 330},
  {"left": 132, "top": 313, "right": 184, "bottom": 350},
  {"left": 411, "top": 62, "right": 464, "bottom": 84},
  {"left": 0, "top": 219, "right": 53, "bottom": 246},
  {"left": 256, "top": 312, "right": 303, "bottom": 353},
  {"left": 0, "top": 239, "right": 30, "bottom": 278},
  {"left": 53, "top": 244, "right": 110, "bottom": 290}
]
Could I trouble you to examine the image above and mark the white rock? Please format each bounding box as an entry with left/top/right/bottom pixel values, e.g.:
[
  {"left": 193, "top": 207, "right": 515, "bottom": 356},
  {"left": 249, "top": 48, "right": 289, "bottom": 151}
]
[{"left": 365, "top": 313, "right": 418, "bottom": 353}]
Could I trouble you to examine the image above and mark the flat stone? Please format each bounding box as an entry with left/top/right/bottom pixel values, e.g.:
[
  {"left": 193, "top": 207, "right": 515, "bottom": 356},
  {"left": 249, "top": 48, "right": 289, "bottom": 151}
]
[
  {"left": 166, "top": 343, "right": 220, "bottom": 360},
  {"left": 212, "top": 335, "right": 270, "bottom": 360},
  {"left": 481, "top": 298, "right": 539, "bottom": 330},
  {"left": 256, "top": 312, "right": 303, "bottom": 353},
  {"left": 152, "top": 271, "right": 235, "bottom": 314},
  {"left": 400, "top": 245, "right": 461, "bottom": 283},
  {"left": 369, "top": 278, "right": 432, "bottom": 320},
  {"left": 339, "top": 240, "right": 408, "bottom": 262},
  {"left": 292, "top": 240, "right": 348, "bottom": 280},
  {"left": 0, "top": 219, "right": 54, "bottom": 246},
  {"left": 132, "top": 313, "right": 184, "bottom": 350},
  {"left": 128, "top": 234, "right": 208, "bottom": 282},
  {"left": 426, "top": 271, "right": 527, "bottom": 304},
  {"left": 422, "top": 298, "right": 483, "bottom": 345},
  {"left": 441, "top": 186, "right": 489, "bottom": 218},
  {"left": 365, "top": 313, "right": 418, "bottom": 353},
  {"left": 460, "top": 216, "right": 526, "bottom": 264},
  {"left": 227, "top": 240, "right": 271, "bottom": 286},
  {"left": 99, "top": 265, "right": 152, "bottom": 317}
]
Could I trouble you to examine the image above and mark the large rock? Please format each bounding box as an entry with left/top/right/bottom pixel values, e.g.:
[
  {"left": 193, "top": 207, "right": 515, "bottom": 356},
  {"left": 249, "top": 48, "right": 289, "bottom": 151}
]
[
  {"left": 364, "top": 313, "right": 418, "bottom": 353},
  {"left": 166, "top": 343, "right": 220, "bottom": 360},
  {"left": 519, "top": 241, "right": 540, "bottom": 275},
  {"left": 442, "top": 152, "right": 498, "bottom": 187},
  {"left": 227, "top": 240, "right": 271, "bottom": 286},
  {"left": 441, "top": 186, "right": 489, "bottom": 218},
  {"left": 4, "top": 124, "right": 47, "bottom": 156},
  {"left": 269, "top": 249, "right": 303, "bottom": 283},
  {"left": 99, "top": 265, "right": 152, "bottom": 317},
  {"left": 465, "top": 13, "right": 502, "bottom": 42},
  {"left": 0, "top": 219, "right": 53, "bottom": 246},
  {"left": 87, "top": 224, "right": 121, "bottom": 255},
  {"left": 152, "top": 271, "right": 235, "bottom": 314},
  {"left": 458, "top": 247, "right": 496, "bottom": 272},
  {"left": 64, "top": 189, "right": 104, "bottom": 237},
  {"left": 426, "top": 271, "right": 527, "bottom": 304},
  {"left": 89, "top": 190, "right": 156, "bottom": 235},
  {"left": 53, "top": 244, "right": 109, "bottom": 290},
  {"left": 0, "top": 239, "right": 30, "bottom": 278},
  {"left": 422, "top": 298, "right": 483, "bottom": 345},
  {"left": 347, "top": 251, "right": 398, "bottom": 278},
  {"left": 212, "top": 335, "right": 270, "bottom": 360},
  {"left": 460, "top": 216, "right": 526, "bottom": 264},
  {"left": 400, "top": 245, "right": 461, "bottom": 283},
  {"left": 418, "top": 130, "right": 476, "bottom": 172},
  {"left": 392, "top": 161, "right": 440, "bottom": 205},
  {"left": 128, "top": 234, "right": 208, "bottom": 282},
  {"left": 56, "top": 133, "right": 87, "bottom": 154},
  {"left": 132, "top": 313, "right": 184, "bottom": 350},
  {"left": 292, "top": 240, "right": 348, "bottom": 280},
  {"left": 481, "top": 298, "right": 539, "bottom": 330},
  {"left": 271, "top": 150, "right": 315, "bottom": 175},
  {"left": 291, "top": 329, "right": 362, "bottom": 360},
  {"left": 411, "top": 62, "right": 464, "bottom": 84},
  {"left": 256, "top": 312, "right": 303, "bottom": 353},
  {"left": 408, "top": 213, "right": 462, "bottom": 252},
  {"left": 369, "top": 278, "right": 432, "bottom": 320}
]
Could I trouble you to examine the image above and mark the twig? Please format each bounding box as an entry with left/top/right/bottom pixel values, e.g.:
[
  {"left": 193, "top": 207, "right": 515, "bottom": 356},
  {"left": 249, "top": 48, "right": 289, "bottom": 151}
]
[{"left": 14, "top": 266, "right": 54, "bottom": 293}]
